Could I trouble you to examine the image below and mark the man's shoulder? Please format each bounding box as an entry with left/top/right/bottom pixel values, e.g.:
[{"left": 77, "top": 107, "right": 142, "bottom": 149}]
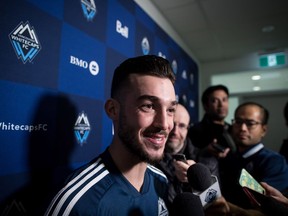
[
  {"left": 258, "top": 147, "right": 287, "bottom": 161},
  {"left": 45, "top": 156, "right": 112, "bottom": 216},
  {"left": 147, "top": 164, "right": 168, "bottom": 182}
]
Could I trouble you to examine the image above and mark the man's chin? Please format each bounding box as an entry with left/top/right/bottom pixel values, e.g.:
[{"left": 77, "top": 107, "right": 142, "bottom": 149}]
[{"left": 146, "top": 150, "right": 164, "bottom": 164}]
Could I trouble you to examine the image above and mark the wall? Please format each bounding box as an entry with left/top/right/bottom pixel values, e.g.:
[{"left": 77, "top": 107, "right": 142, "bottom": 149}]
[{"left": 0, "top": 0, "right": 198, "bottom": 215}]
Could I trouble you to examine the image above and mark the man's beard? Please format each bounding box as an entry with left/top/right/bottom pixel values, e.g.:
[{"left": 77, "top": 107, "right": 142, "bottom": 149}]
[
  {"left": 118, "top": 113, "right": 163, "bottom": 164},
  {"left": 211, "top": 112, "right": 226, "bottom": 121}
]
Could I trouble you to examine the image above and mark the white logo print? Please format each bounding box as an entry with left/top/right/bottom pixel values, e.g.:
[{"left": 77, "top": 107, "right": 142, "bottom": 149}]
[
  {"left": 116, "top": 20, "right": 129, "bottom": 38},
  {"left": 74, "top": 111, "right": 91, "bottom": 146},
  {"left": 81, "top": 0, "right": 97, "bottom": 21},
  {"left": 9, "top": 21, "right": 41, "bottom": 63},
  {"left": 70, "top": 55, "right": 99, "bottom": 76},
  {"left": 158, "top": 198, "right": 168, "bottom": 216},
  {"left": 141, "top": 37, "right": 150, "bottom": 55}
]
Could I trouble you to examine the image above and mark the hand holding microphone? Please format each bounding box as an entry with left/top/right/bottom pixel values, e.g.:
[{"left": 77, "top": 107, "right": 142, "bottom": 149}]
[
  {"left": 187, "top": 163, "right": 222, "bottom": 208},
  {"left": 186, "top": 163, "right": 266, "bottom": 216},
  {"left": 173, "top": 158, "right": 196, "bottom": 182}
]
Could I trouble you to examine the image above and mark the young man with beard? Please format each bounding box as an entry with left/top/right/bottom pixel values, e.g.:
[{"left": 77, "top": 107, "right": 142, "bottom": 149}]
[
  {"left": 45, "top": 55, "right": 177, "bottom": 216},
  {"left": 187, "top": 85, "right": 232, "bottom": 178}
]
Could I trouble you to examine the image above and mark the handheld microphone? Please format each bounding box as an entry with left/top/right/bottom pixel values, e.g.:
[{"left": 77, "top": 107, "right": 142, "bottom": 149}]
[
  {"left": 187, "top": 163, "right": 222, "bottom": 208},
  {"left": 171, "top": 192, "right": 205, "bottom": 216}
]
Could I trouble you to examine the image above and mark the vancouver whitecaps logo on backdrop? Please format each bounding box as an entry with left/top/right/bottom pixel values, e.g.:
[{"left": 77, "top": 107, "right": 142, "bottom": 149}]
[
  {"left": 141, "top": 37, "right": 150, "bottom": 55},
  {"left": 9, "top": 21, "right": 41, "bottom": 64},
  {"left": 74, "top": 111, "right": 91, "bottom": 146},
  {"left": 81, "top": 0, "right": 97, "bottom": 21},
  {"left": 171, "top": 60, "right": 177, "bottom": 74},
  {"left": 181, "top": 69, "right": 187, "bottom": 80}
]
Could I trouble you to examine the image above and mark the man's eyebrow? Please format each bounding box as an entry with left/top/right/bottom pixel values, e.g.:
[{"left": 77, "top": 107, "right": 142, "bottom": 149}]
[{"left": 137, "top": 95, "right": 178, "bottom": 106}]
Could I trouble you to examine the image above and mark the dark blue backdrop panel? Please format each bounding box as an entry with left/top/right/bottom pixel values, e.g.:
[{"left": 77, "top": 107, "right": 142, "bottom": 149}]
[
  {"left": 117, "top": 0, "right": 136, "bottom": 14},
  {"left": 106, "top": 0, "right": 135, "bottom": 56},
  {"left": 26, "top": 0, "right": 64, "bottom": 20},
  {"left": 135, "top": 20, "right": 155, "bottom": 56},
  {"left": 0, "top": 0, "right": 61, "bottom": 89},
  {"left": 184, "top": 90, "right": 199, "bottom": 124},
  {"left": 58, "top": 23, "right": 106, "bottom": 100},
  {"left": 104, "top": 48, "right": 128, "bottom": 99},
  {"left": 66, "top": 94, "right": 104, "bottom": 164},
  {"left": 154, "top": 35, "right": 171, "bottom": 60},
  {"left": 64, "top": 0, "right": 108, "bottom": 41},
  {"left": 0, "top": 80, "right": 59, "bottom": 176}
]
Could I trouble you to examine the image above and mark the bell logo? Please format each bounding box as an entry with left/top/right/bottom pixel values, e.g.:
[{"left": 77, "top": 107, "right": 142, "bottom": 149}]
[{"left": 116, "top": 20, "right": 129, "bottom": 38}]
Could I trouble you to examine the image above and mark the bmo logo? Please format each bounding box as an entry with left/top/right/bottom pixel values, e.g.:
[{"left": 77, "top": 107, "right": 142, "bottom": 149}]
[{"left": 70, "top": 55, "right": 99, "bottom": 76}]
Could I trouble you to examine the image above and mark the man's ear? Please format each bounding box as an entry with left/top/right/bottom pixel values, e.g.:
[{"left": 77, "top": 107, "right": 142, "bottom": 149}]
[
  {"left": 261, "top": 124, "right": 268, "bottom": 138},
  {"left": 105, "top": 98, "right": 119, "bottom": 120}
]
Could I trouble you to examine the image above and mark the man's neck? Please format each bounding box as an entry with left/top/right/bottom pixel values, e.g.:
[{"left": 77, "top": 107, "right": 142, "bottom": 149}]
[
  {"left": 108, "top": 141, "right": 147, "bottom": 192},
  {"left": 204, "top": 113, "right": 225, "bottom": 125},
  {"left": 212, "top": 119, "right": 225, "bottom": 125}
]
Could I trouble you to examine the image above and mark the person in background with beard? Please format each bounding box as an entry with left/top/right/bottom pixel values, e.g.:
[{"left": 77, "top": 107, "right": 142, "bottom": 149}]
[
  {"left": 187, "top": 85, "right": 232, "bottom": 178},
  {"left": 45, "top": 55, "right": 177, "bottom": 216},
  {"left": 156, "top": 104, "right": 197, "bottom": 206},
  {"left": 188, "top": 84, "right": 232, "bottom": 150}
]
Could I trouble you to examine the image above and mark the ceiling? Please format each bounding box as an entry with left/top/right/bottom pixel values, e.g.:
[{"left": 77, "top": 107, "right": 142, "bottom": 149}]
[{"left": 148, "top": 0, "right": 288, "bottom": 64}]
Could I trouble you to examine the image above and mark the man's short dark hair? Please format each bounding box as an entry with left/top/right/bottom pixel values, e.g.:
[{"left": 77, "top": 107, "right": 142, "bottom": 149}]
[
  {"left": 110, "top": 55, "right": 175, "bottom": 99},
  {"left": 235, "top": 102, "right": 269, "bottom": 125},
  {"left": 201, "top": 85, "right": 229, "bottom": 106}
]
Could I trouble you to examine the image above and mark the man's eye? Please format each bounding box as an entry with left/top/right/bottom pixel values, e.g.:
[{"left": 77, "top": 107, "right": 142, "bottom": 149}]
[
  {"left": 168, "top": 107, "right": 176, "bottom": 115},
  {"left": 247, "top": 121, "right": 257, "bottom": 126},
  {"left": 141, "top": 104, "right": 154, "bottom": 111}
]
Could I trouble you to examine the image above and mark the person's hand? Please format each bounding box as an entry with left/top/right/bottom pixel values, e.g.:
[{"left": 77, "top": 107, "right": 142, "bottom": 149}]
[
  {"left": 204, "top": 196, "right": 230, "bottom": 216},
  {"left": 206, "top": 139, "right": 230, "bottom": 158},
  {"left": 173, "top": 159, "right": 195, "bottom": 182},
  {"left": 260, "top": 182, "right": 288, "bottom": 206},
  {"left": 205, "top": 196, "right": 266, "bottom": 216}
]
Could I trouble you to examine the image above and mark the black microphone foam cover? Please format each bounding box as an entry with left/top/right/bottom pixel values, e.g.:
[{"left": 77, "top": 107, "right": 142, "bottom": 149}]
[
  {"left": 171, "top": 192, "right": 205, "bottom": 216},
  {"left": 187, "top": 163, "right": 212, "bottom": 191}
]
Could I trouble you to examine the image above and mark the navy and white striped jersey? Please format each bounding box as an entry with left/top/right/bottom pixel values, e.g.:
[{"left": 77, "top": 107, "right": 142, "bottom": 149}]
[{"left": 45, "top": 149, "right": 169, "bottom": 216}]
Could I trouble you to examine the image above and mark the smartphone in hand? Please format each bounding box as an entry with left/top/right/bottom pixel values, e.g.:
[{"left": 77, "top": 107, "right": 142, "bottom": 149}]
[
  {"left": 212, "top": 143, "right": 226, "bottom": 153},
  {"left": 172, "top": 154, "right": 187, "bottom": 163}
]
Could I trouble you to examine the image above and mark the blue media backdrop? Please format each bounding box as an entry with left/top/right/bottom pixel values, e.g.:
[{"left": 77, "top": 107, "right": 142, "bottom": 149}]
[{"left": 0, "top": 0, "right": 198, "bottom": 215}]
